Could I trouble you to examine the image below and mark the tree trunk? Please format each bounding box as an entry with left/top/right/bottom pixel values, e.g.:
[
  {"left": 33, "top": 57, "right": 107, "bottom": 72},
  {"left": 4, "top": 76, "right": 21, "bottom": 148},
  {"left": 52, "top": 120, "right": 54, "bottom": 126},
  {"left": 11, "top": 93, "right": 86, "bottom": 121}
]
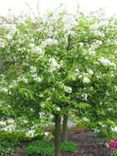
[
  {"left": 62, "top": 115, "right": 68, "bottom": 142},
  {"left": 54, "top": 114, "right": 61, "bottom": 156}
]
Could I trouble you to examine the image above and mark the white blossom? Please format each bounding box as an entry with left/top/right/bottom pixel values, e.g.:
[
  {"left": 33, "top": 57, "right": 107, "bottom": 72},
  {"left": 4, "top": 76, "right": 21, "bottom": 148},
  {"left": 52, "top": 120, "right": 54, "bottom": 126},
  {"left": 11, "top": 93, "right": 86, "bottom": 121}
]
[
  {"left": 75, "top": 68, "right": 80, "bottom": 73},
  {"left": 78, "top": 74, "right": 83, "bottom": 79},
  {"left": 2, "top": 24, "right": 16, "bottom": 31},
  {"left": 89, "top": 50, "right": 96, "bottom": 55},
  {"left": 0, "top": 38, "right": 5, "bottom": 48},
  {"left": 45, "top": 132, "right": 49, "bottom": 136},
  {"left": 29, "top": 43, "right": 35, "bottom": 48},
  {"left": 62, "top": 14, "right": 77, "bottom": 31},
  {"left": 32, "top": 73, "right": 38, "bottom": 78},
  {"left": 7, "top": 118, "right": 14, "bottom": 124},
  {"left": 0, "top": 121, "right": 6, "bottom": 126},
  {"left": 9, "top": 80, "right": 18, "bottom": 88},
  {"left": 83, "top": 77, "right": 90, "bottom": 84},
  {"left": 79, "top": 42, "right": 84, "bottom": 47},
  {"left": 99, "top": 57, "right": 111, "bottom": 66},
  {"left": 22, "top": 77, "right": 28, "bottom": 83},
  {"left": 87, "top": 69, "right": 93, "bottom": 75},
  {"left": 29, "top": 43, "right": 44, "bottom": 55},
  {"left": 30, "top": 66, "right": 37, "bottom": 73},
  {"left": 40, "top": 102, "right": 45, "bottom": 108},
  {"left": 90, "top": 23, "right": 99, "bottom": 30},
  {"left": 110, "top": 72, "right": 115, "bottom": 77},
  {"left": 99, "top": 102, "right": 103, "bottom": 105},
  {"left": 112, "top": 127, "right": 117, "bottom": 132},
  {"left": 110, "top": 62, "right": 116, "bottom": 68},
  {"left": 39, "top": 112, "right": 45, "bottom": 118},
  {"left": 32, "top": 72, "right": 42, "bottom": 83},
  {"left": 98, "top": 20, "right": 109, "bottom": 27},
  {"left": 90, "top": 24, "right": 105, "bottom": 37},
  {"left": 56, "top": 107, "right": 61, "bottom": 111},
  {"left": 2, "top": 124, "right": 16, "bottom": 131},
  {"left": 90, "top": 20, "right": 109, "bottom": 30},
  {"left": 34, "top": 77, "right": 42, "bottom": 83},
  {"left": 99, "top": 57, "right": 116, "bottom": 67},
  {"left": 49, "top": 57, "right": 60, "bottom": 71},
  {"left": 6, "top": 27, "right": 17, "bottom": 40},
  {"left": 22, "top": 119, "right": 28, "bottom": 124},
  {"left": 0, "top": 87, "right": 8, "bottom": 93},
  {"left": 26, "top": 130, "right": 35, "bottom": 137},
  {"left": 64, "top": 86, "right": 72, "bottom": 93},
  {"left": 64, "top": 23, "right": 74, "bottom": 31},
  {"left": 95, "top": 40, "right": 102, "bottom": 45},
  {"left": 101, "top": 124, "right": 106, "bottom": 128},
  {"left": 94, "top": 128, "right": 100, "bottom": 133},
  {"left": 42, "top": 38, "right": 58, "bottom": 46},
  {"left": 98, "top": 122, "right": 103, "bottom": 126},
  {"left": 82, "top": 117, "right": 90, "bottom": 122},
  {"left": 33, "top": 47, "right": 44, "bottom": 55},
  {"left": 82, "top": 93, "right": 88, "bottom": 101}
]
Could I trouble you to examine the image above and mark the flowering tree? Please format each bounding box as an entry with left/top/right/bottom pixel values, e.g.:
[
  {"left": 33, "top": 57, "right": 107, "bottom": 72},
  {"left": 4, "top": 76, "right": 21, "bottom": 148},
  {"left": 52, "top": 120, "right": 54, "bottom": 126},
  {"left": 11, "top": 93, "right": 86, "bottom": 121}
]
[{"left": 0, "top": 10, "right": 117, "bottom": 156}]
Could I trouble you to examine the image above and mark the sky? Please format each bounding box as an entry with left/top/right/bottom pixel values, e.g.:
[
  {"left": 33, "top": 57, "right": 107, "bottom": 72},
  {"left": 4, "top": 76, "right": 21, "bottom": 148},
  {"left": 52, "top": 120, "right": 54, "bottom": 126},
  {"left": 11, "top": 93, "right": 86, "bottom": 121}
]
[{"left": 0, "top": 0, "right": 117, "bottom": 17}]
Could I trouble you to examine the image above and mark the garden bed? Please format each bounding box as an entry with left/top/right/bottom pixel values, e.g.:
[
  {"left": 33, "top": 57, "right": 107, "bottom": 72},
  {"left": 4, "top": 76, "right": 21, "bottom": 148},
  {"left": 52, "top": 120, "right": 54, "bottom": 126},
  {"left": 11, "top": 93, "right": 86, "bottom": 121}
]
[{"left": 14, "top": 131, "right": 111, "bottom": 156}]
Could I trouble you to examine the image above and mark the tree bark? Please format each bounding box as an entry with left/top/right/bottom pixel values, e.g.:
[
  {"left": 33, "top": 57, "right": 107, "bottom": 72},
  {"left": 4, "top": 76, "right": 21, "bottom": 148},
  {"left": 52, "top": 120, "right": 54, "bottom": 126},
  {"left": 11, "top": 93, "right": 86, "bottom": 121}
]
[
  {"left": 62, "top": 115, "right": 68, "bottom": 142},
  {"left": 54, "top": 114, "right": 61, "bottom": 156}
]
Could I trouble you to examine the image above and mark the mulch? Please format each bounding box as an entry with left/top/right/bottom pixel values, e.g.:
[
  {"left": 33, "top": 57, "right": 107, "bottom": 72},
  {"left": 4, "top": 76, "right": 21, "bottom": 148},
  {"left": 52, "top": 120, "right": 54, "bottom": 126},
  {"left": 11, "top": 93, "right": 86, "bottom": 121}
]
[
  {"left": 14, "top": 132, "right": 111, "bottom": 156},
  {"left": 62, "top": 132, "right": 111, "bottom": 156}
]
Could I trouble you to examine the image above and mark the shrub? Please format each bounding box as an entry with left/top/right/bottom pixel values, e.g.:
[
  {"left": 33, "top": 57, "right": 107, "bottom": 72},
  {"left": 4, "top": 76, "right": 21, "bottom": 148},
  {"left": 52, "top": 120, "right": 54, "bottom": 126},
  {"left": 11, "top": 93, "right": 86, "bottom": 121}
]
[
  {"left": 0, "top": 140, "right": 17, "bottom": 156},
  {"left": 112, "top": 152, "right": 117, "bottom": 156},
  {"left": 0, "top": 131, "right": 29, "bottom": 143},
  {"left": 61, "top": 141, "right": 77, "bottom": 153},
  {"left": 108, "top": 132, "right": 117, "bottom": 140},
  {"left": 25, "top": 140, "right": 54, "bottom": 156},
  {"left": 25, "top": 140, "right": 77, "bottom": 155}
]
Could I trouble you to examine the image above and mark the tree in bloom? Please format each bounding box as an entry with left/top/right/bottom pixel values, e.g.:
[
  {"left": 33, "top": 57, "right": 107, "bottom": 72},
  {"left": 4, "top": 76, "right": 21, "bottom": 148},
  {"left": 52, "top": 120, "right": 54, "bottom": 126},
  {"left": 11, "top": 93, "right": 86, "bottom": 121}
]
[{"left": 0, "top": 9, "right": 117, "bottom": 156}]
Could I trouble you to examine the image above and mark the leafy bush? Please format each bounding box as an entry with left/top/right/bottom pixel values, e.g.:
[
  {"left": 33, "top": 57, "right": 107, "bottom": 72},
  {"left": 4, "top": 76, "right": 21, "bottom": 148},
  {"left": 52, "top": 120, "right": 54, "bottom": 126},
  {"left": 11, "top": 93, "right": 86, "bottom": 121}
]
[
  {"left": 25, "top": 140, "right": 54, "bottom": 156},
  {"left": 61, "top": 141, "right": 77, "bottom": 153},
  {"left": 0, "top": 131, "right": 28, "bottom": 156},
  {"left": 112, "top": 152, "right": 117, "bottom": 156},
  {"left": 0, "top": 140, "right": 17, "bottom": 156},
  {"left": 108, "top": 132, "right": 117, "bottom": 140},
  {"left": 0, "top": 131, "right": 29, "bottom": 143},
  {"left": 25, "top": 140, "right": 77, "bottom": 155}
]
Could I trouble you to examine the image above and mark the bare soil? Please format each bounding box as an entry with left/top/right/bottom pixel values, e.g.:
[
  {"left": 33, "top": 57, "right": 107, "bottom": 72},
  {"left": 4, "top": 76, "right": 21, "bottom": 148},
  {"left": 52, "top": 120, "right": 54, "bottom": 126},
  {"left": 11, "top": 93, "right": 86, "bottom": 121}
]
[{"left": 62, "top": 132, "right": 111, "bottom": 156}]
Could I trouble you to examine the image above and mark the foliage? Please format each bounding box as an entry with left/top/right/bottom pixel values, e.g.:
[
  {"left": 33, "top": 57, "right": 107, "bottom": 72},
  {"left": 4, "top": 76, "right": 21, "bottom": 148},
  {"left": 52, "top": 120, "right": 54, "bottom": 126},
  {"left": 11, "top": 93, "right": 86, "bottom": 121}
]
[
  {"left": 112, "top": 152, "right": 117, "bottom": 156},
  {"left": 25, "top": 140, "right": 54, "bottom": 156},
  {"left": 61, "top": 141, "right": 77, "bottom": 153},
  {"left": 25, "top": 140, "right": 77, "bottom": 155},
  {"left": 0, "top": 9, "right": 117, "bottom": 125},
  {"left": 0, "top": 140, "right": 17, "bottom": 156},
  {"left": 108, "top": 132, "right": 117, "bottom": 140},
  {"left": 0, "top": 131, "right": 20, "bottom": 156},
  {"left": 76, "top": 117, "right": 116, "bottom": 137},
  {"left": 94, "top": 128, "right": 117, "bottom": 139},
  {"left": 0, "top": 130, "right": 29, "bottom": 142}
]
